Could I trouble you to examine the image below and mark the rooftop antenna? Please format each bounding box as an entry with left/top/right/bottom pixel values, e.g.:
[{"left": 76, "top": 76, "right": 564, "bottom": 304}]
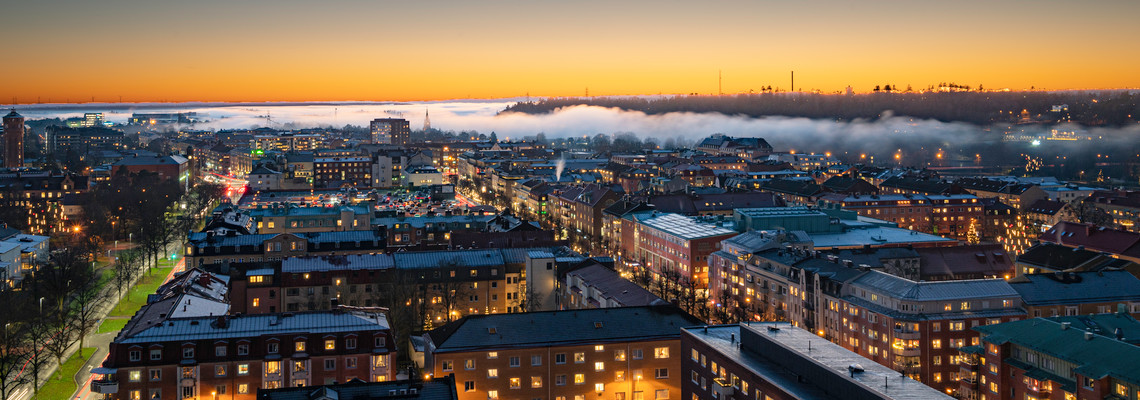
[{"left": 791, "top": 71, "right": 795, "bottom": 93}]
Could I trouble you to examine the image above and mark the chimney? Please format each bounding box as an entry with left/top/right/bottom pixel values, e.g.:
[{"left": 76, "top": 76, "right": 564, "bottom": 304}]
[
  {"left": 1085, "top": 331, "right": 1095, "bottom": 341},
  {"left": 1060, "top": 322, "right": 1071, "bottom": 330}
]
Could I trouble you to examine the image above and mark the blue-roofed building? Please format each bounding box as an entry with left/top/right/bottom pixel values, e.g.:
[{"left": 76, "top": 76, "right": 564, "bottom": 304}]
[
  {"left": 1008, "top": 271, "right": 1140, "bottom": 319},
  {"left": 95, "top": 308, "right": 396, "bottom": 399},
  {"left": 186, "top": 230, "right": 386, "bottom": 268},
  {"left": 257, "top": 376, "right": 459, "bottom": 400}
]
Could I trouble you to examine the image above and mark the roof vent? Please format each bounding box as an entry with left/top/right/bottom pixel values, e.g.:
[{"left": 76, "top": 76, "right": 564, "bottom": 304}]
[
  {"left": 1085, "top": 331, "right": 1094, "bottom": 341},
  {"left": 488, "top": 327, "right": 497, "bottom": 334},
  {"left": 1060, "top": 322, "right": 1071, "bottom": 330},
  {"left": 594, "top": 322, "right": 604, "bottom": 329}
]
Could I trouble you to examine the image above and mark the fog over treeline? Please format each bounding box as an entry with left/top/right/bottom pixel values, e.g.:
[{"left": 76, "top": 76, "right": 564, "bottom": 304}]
[{"left": 502, "top": 91, "right": 1140, "bottom": 127}]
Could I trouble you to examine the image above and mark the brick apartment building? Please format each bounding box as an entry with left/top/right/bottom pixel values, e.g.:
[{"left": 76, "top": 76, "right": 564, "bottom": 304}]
[
  {"left": 315, "top": 156, "right": 372, "bottom": 188},
  {"left": 423, "top": 306, "right": 703, "bottom": 400},
  {"left": 93, "top": 309, "right": 396, "bottom": 400},
  {"left": 622, "top": 212, "right": 737, "bottom": 287},
  {"left": 185, "top": 230, "right": 386, "bottom": 268},
  {"left": 961, "top": 313, "right": 1140, "bottom": 400}
]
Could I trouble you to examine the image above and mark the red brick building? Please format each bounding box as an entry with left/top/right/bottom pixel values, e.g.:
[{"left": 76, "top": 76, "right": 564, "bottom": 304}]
[
  {"left": 93, "top": 309, "right": 396, "bottom": 400},
  {"left": 623, "top": 212, "right": 737, "bottom": 286},
  {"left": 112, "top": 155, "right": 190, "bottom": 183}
]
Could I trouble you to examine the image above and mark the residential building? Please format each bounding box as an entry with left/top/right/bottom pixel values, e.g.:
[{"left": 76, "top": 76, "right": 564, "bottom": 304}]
[
  {"left": 245, "top": 204, "right": 372, "bottom": 234},
  {"left": 683, "top": 323, "right": 952, "bottom": 400},
  {"left": 423, "top": 305, "right": 703, "bottom": 400},
  {"left": 371, "top": 118, "right": 411, "bottom": 146},
  {"left": 563, "top": 262, "right": 663, "bottom": 309},
  {"left": 1008, "top": 271, "right": 1140, "bottom": 319},
  {"left": 112, "top": 155, "right": 190, "bottom": 183},
  {"left": 625, "top": 212, "right": 737, "bottom": 286},
  {"left": 1083, "top": 190, "right": 1140, "bottom": 232},
  {"left": 257, "top": 376, "right": 458, "bottom": 400},
  {"left": 961, "top": 313, "right": 1140, "bottom": 400},
  {"left": 1039, "top": 221, "right": 1140, "bottom": 263},
  {"left": 92, "top": 309, "right": 396, "bottom": 400},
  {"left": 315, "top": 157, "right": 372, "bottom": 188},
  {"left": 185, "top": 230, "right": 386, "bottom": 269}
]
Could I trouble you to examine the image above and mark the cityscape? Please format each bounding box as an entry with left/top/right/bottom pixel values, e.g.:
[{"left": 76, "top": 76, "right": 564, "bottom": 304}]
[{"left": 2, "top": 1, "right": 1140, "bottom": 400}]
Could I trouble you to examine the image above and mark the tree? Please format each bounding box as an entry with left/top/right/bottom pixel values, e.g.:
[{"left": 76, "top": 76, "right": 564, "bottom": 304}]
[
  {"left": 375, "top": 270, "right": 423, "bottom": 361},
  {"left": 0, "top": 292, "right": 31, "bottom": 400},
  {"left": 70, "top": 275, "right": 109, "bottom": 357}
]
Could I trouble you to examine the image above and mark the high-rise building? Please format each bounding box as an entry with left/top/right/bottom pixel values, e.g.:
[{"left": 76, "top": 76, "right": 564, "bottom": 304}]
[
  {"left": 369, "top": 118, "right": 410, "bottom": 146},
  {"left": 3, "top": 109, "right": 24, "bottom": 168}
]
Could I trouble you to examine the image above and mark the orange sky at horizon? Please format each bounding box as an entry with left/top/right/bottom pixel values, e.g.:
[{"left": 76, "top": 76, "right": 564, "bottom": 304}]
[{"left": 3, "top": 0, "right": 1139, "bottom": 103}]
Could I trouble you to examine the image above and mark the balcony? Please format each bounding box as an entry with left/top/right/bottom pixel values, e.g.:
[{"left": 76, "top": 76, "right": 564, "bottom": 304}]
[
  {"left": 712, "top": 378, "right": 734, "bottom": 398},
  {"left": 893, "top": 327, "right": 921, "bottom": 340},
  {"left": 91, "top": 380, "right": 118, "bottom": 394}
]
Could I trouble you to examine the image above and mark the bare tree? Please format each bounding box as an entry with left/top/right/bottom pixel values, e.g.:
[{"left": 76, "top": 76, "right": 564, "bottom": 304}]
[
  {"left": 71, "top": 276, "right": 110, "bottom": 356},
  {"left": 41, "top": 312, "right": 75, "bottom": 380},
  {"left": 375, "top": 270, "right": 423, "bottom": 360},
  {"left": 0, "top": 293, "right": 31, "bottom": 400}
]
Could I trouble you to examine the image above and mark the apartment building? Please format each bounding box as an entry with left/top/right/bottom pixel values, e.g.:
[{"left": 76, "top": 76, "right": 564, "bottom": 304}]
[
  {"left": 623, "top": 212, "right": 737, "bottom": 286},
  {"left": 93, "top": 309, "right": 396, "bottom": 400},
  {"left": 683, "top": 323, "right": 952, "bottom": 400},
  {"left": 185, "top": 230, "right": 386, "bottom": 268},
  {"left": 961, "top": 313, "right": 1140, "bottom": 400},
  {"left": 423, "top": 305, "right": 703, "bottom": 400}
]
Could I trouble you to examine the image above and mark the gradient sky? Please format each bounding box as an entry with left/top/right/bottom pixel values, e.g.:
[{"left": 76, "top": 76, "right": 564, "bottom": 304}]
[{"left": 3, "top": 0, "right": 1139, "bottom": 102}]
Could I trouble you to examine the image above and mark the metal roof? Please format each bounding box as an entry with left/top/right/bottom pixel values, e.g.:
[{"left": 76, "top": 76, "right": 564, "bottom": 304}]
[
  {"left": 283, "top": 254, "right": 395, "bottom": 273},
  {"left": 851, "top": 270, "right": 1017, "bottom": 301},
  {"left": 119, "top": 310, "right": 389, "bottom": 344},
  {"left": 638, "top": 213, "right": 736, "bottom": 240},
  {"left": 428, "top": 305, "right": 701, "bottom": 352},
  {"left": 1010, "top": 271, "right": 1140, "bottom": 306}
]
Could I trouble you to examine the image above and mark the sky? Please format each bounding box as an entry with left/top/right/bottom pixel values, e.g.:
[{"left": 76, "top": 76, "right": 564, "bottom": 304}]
[{"left": 3, "top": 0, "right": 1139, "bottom": 102}]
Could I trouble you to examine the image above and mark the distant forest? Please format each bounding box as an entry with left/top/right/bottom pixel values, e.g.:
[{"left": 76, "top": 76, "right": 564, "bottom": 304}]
[{"left": 501, "top": 91, "right": 1140, "bottom": 127}]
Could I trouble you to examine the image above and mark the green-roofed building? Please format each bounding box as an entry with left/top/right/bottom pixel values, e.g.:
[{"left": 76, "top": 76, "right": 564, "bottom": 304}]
[{"left": 961, "top": 312, "right": 1140, "bottom": 400}]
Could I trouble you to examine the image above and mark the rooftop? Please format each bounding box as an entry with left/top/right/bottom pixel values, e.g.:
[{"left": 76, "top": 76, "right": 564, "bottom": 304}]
[
  {"left": 428, "top": 305, "right": 701, "bottom": 353},
  {"left": 975, "top": 314, "right": 1140, "bottom": 386},
  {"left": 1008, "top": 271, "right": 1140, "bottom": 306},
  {"left": 684, "top": 323, "right": 951, "bottom": 400},
  {"left": 636, "top": 212, "right": 737, "bottom": 240},
  {"left": 118, "top": 310, "right": 389, "bottom": 344}
]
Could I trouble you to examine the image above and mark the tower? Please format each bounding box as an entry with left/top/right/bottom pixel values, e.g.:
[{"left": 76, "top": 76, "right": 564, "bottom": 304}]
[
  {"left": 423, "top": 109, "right": 431, "bottom": 131},
  {"left": 3, "top": 109, "right": 24, "bottom": 169}
]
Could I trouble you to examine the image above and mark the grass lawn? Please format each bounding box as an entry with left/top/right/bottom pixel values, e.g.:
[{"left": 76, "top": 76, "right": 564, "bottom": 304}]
[
  {"left": 33, "top": 347, "right": 95, "bottom": 400},
  {"left": 96, "top": 318, "right": 129, "bottom": 334},
  {"left": 108, "top": 266, "right": 174, "bottom": 317}
]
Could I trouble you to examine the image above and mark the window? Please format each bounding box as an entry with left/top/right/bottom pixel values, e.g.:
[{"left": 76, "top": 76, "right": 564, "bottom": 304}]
[
  {"left": 595, "top": 345, "right": 605, "bottom": 352},
  {"left": 488, "top": 391, "right": 499, "bottom": 399},
  {"left": 574, "top": 352, "right": 586, "bottom": 363},
  {"left": 691, "top": 349, "right": 699, "bottom": 361},
  {"left": 294, "top": 361, "right": 307, "bottom": 372},
  {"left": 464, "top": 381, "right": 476, "bottom": 392},
  {"left": 510, "top": 356, "right": 521, "bottom": 367},
  {"left": 556, "top": 375, "right": 566, "bottom": 385},
  {"left": 346, "top": 358, "right": 357, "bottom": 369},
  {"left": 574, "top": 374, "right": 585, "bottom": 384},
  {"left": 237, "top": 343, "right": 249, "bottom": 355},
  {"left": 655, "top": 390, "right": 670, "bottom": 400},
  {"left": 373, "top": 355, "right": 387, "bottom": 368},
  {"left": 530, "top": 355, "right": 542, "bottom": 366},
  {"left": 1083, "top": 377, "right": 1095, "bottom": 389},
  {"left": 375, "top": 337, "right": 386, "bottom": 348},
  {"left": 488, "top": 369, "right": 499, "bottom": 378},
  {"left": 238, "top": 384, "right": 249, "bottom": 394},
  {"left": 325, "top": 339, "right": 336, "bottom": 350},
  {"left": 654, "top": 347, "right": 669, "bottom": 359},
  {"left": 183, "top": 347, "right": 195, "bottom": 359},
  {"left": 216, "top": 346, "right": 227, "bottom": 357},
  {"left": 325, "top": 359, "right": 336, "bottom": 370},
  {"left": 129, "top": 370, "right": 141, "bottom": 382},
  {"left": 615, "top": 349, "right": 626, "bottom": 361},
  {"left": 129, "top": 350, "right": 141, "bottom": 361},
  {"left": 346, "top": 338, "right": 357, "bottom": 349},
  {"left": 932, "top": 339, "right": 942, "bottom": 349},
  {"left": 950, "top": 321, "right": 965, "bottom": 331},
  {"left": 216, "top": 385, "right": 226, "bottom": 395},
  {"left": 532, "top": 376, "right": 543, "bottom": 388},
  {"left": 465, "top": 359, "right": 475, "bottom": 370},
  {"left": 442, "top": 361, "right": 453, "bottom": 371},
  {"left": 633, "top": 393, "right": 644, "bottom": 400},
  {"left": 510, "top": 378, "right": 521, "bottom": 389},
  {"left": 596, "top": 383, "right": 606, "bottom": 392},
  {"left": 632, "top": 349, "right": 643, "bottom": 359},
  {"left": 555, "top": 353, "right": 566, "bottom": 364},
  {"left": 488, "top": 351, "right": 499, "bottom": 359},
  {"left": 595, "top": 362, "right": 605, "bottom": 371},
  {"left": 616, "top": 370, "right": 626, "bottom": 382},
  {"left": 150, "top": 369, "right": 161, "bottom": 381},
  {"left": 268, "top": 343, "right": 279, "bottom": 353},
  {"left": 238, "top": 364, "right": 249, "bottom": 376},
  {"left": 215, "top": 365, "right": 227, "bottom": 377},
  {"left": 933, "top": 356, "right": 942, "bottom": 366},
  {"left": 961, "top": 302, "right": 971, "bottom": 310},
  {"left": 129, "top": 390, "right": 141, "bottom": 400},
  {"left": 655, "top": 368, "right": 669, "bottom": 379}
]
